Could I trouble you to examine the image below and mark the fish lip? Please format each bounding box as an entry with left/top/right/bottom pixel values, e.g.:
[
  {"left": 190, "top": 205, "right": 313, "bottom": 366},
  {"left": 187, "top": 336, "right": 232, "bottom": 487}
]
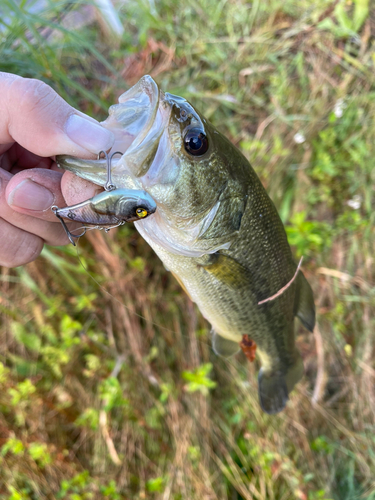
[{"left": 163, "top": 92, "right": 206, "bottom": 131}]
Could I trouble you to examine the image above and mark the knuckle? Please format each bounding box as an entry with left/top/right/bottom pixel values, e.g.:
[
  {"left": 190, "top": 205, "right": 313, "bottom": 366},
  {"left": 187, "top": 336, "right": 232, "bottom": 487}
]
[
  {"left": 9, "top": 77, "right": 60, "bottom": 117},
  {"left": 22, "top": 78, "right": 59, "bottom": 114}
]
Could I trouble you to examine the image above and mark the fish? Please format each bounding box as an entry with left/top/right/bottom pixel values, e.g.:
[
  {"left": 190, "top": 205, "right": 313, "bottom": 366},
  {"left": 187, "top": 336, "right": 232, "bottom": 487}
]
[{"left": 57, "top": 75, "right": 315, "bottom": 414}]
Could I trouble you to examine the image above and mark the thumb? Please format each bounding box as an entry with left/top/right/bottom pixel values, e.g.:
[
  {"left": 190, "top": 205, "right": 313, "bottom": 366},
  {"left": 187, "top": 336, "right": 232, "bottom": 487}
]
[{"left": 0, "top": 72, "right": 114, "bottom": 158}]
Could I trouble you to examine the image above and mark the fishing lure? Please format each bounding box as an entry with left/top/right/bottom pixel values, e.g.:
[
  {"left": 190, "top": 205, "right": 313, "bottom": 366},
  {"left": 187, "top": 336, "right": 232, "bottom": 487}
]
[{"left": 52, "top": 151, "right": 157, "bottom": 245}]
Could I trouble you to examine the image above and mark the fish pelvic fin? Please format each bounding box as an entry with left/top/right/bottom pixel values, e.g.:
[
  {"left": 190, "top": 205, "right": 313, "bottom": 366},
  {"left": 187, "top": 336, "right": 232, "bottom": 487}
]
[
  {"left": 294, "top": 271, "right": 315, "bottom": 332},
  {"left": 212, "top": 331, "right": 240, "bottom": 358},
  {"left": 258, "top": 353, "right": 304, "bottom": 414}
]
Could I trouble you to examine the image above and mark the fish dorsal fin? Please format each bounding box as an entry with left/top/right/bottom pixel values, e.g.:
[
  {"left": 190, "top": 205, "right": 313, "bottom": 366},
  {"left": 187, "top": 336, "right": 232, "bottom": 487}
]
[
  {"left": 211, "top": 331, "right": 240, "bottom": 358},
  {"left": 294, "top": 271, "right": 315, "bottom": 332}
]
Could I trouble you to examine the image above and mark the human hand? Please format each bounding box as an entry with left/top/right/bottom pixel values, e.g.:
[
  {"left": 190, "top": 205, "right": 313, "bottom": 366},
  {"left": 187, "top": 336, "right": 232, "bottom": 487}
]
[{"left": 0, "top": 72, "right": 114, "bottom": 267}]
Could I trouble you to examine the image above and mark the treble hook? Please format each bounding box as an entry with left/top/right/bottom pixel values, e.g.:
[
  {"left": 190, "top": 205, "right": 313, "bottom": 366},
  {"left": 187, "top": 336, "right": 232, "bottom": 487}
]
[
  {"left": 97, "top": 150, "right": 123, "bottom": 192},
  {"left": 51, "top": 206, "right": 86, "bottom": 246}
]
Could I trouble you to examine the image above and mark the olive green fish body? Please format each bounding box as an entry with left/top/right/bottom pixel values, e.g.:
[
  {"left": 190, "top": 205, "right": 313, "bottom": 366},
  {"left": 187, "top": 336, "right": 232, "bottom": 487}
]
[
  {"left": 138, "top": 145, "right": 308, "bottom": 414},
  {"left": 57, "top": 76, "right": 315, "bottom": 414}
]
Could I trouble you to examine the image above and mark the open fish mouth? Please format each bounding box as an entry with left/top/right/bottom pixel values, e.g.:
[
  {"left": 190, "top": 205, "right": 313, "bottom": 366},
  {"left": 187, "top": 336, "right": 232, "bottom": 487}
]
[{"left": 57, "top": 75, "right": 172, "bottom": 190}]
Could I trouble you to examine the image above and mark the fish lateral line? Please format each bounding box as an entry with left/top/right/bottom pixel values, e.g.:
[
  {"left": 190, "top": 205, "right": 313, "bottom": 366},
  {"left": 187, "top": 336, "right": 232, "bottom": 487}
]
[{"left": 258, "top": 256, "right": 304, "bottom": 305}]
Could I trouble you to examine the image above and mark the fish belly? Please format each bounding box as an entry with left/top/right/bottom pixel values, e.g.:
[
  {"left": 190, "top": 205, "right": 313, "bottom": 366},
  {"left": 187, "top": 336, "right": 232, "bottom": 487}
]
[{"left": 141, "top": 235, "right": 292, "bottom": 357}]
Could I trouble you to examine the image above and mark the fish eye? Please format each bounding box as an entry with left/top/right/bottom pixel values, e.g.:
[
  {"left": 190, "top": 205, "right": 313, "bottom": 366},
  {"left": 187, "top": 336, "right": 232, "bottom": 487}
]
[
  {"left": 136, "top": 207, "right": 148, "bottom": 218},
  {"left": 184, "top": 128, "right": 208, "bottom": 156}
]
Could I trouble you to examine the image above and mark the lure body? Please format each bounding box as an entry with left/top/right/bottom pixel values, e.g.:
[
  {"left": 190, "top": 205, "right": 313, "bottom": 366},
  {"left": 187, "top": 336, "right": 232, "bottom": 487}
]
[{"left": 55, "top": 188, "right": 156, "bottom": 225}]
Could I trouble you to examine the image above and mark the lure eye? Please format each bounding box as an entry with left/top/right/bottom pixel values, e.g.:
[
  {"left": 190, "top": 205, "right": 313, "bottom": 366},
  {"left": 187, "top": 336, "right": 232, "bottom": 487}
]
[
  {"left": 184, "top": 128, "right": 208, "bottom": 156},
  {"left": 136, "top": 208, "right": 148, "bottom": 218}
]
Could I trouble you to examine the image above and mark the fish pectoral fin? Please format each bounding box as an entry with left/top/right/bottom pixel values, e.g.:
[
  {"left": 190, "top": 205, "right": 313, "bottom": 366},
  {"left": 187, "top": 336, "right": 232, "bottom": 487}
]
[
  {"left": 197, "top": 195, "right": 246, "bottom": 241},
  {"left": 212, "top": 331, "right": 240, "bottom": 358},
  {"left": 294, "top": 271, "right": 315, "bottom": 332},
  {"left": 258, "top": 354, "right": 304, "bottom": 414},
  {"left": 201, "top": 253, "right": 250, "bottom": 290}
]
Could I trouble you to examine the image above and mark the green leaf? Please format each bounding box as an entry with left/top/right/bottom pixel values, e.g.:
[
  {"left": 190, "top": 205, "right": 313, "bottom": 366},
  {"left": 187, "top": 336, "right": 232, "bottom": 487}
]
[
  {"left": 1, "top": 437, "right": 24, "bottom": 456},
  {"left": 182, "top": 363, "right": 217, "bottom": 395},
  {"left": 11, "top": 322, "right": 41, "bottom": 352},
  {"left": 146, "top": 476, "right": 166, "bottom": 492},
  {"left": 28, "top": 442, "right": 52, "bottom": 468}
]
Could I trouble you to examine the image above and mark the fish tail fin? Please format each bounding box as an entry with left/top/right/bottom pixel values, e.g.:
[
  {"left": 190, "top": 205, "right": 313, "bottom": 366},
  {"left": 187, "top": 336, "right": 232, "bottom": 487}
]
[
  {"left": 258, "top": 369, "right": 289, "bottom": 414},
  {"left": 258, "top": 353, "right": 304, "bottom": 414},
  {"left": 294, "top": 271, "right": 315, "bottom": 332},
  {"left": 212, "top": 331, "right": 240, "bottom": 358}
]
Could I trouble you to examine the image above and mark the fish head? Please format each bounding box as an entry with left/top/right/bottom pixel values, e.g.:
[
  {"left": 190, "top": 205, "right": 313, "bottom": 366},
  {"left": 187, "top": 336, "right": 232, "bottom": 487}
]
[{"left": 57, "top": 75, "right": 250, "bottom": 257}]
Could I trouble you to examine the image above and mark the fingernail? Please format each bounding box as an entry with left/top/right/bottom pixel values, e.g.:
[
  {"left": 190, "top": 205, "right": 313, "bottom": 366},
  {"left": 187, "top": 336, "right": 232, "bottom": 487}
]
[
  {"left": 8, "top": 179, "right": 55, "bottom": 211},
  {"left": 65, "top": 114, "right": 114, "bottom": 154}
]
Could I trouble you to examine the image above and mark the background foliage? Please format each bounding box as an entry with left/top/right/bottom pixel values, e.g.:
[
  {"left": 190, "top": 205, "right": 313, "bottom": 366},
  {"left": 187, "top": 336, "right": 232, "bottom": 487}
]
[{"left": 1, "top": 0, "right": 375, "bottom": 498}]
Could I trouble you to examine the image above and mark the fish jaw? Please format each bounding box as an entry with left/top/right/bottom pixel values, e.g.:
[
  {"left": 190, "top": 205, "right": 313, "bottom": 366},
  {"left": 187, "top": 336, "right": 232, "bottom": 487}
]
[{"left": 56, "top": 155, "right": 142, "bottom": 191}]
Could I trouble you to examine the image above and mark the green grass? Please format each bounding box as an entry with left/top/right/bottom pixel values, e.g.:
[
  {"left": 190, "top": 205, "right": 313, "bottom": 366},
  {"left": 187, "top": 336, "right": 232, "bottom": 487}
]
[{"left": 1, "top": 0, "right": 375, "bottom": 498}]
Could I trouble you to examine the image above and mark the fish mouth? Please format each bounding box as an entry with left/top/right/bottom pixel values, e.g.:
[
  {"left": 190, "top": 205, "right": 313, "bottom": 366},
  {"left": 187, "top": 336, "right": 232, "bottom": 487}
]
[{"left": 57, "top": 75, "right": 171, "bottom": 189}]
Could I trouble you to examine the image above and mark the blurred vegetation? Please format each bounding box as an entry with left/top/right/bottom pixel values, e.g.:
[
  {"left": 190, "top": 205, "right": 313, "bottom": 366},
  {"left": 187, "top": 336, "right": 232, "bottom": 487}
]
[{"left": 1, "top": 0, "right": 375, "bottom": 498}]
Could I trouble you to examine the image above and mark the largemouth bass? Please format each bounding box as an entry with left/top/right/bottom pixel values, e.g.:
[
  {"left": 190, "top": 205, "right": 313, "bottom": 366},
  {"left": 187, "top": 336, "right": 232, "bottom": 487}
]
[{"left": 57, "top": 76, "right": 315, "bottom": 414}]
